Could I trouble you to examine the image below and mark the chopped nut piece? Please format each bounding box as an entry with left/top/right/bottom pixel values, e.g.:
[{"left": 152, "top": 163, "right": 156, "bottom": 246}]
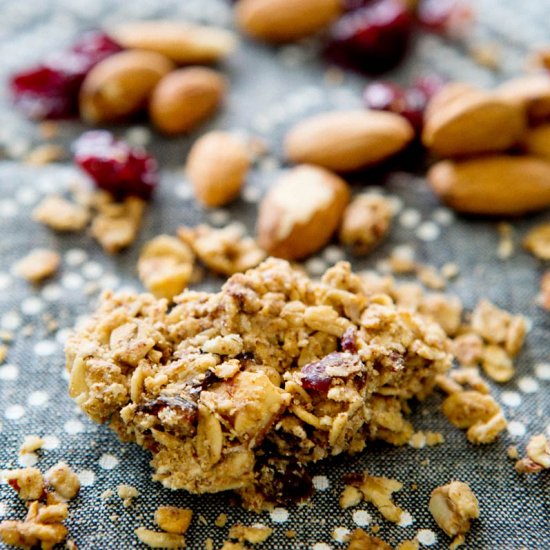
[
  {"left": 154, "top": 506, "right": 193, "bottom": 534},
  {"left": 481, "top": 345, "right": 514, "bottom": 382},
  {"left": 228, "top": 523, "right": 273, "bottom": 544},
  {"left": 14, "top": 249, "right": 61, "bottom": 284},
  {"left": 4, "top": 468, "right": 45, "bottom": 500},
  {"left": 44, "top": 462, "right": 80, "bottom": 500},
  {"left": 19, "top": 435, "right": 45, "bottom": 455},
  {"left": 339, "top": 194, "right": 393, "bottom": 255},
  {"left": 346, "top": 528, "right": 391, "bottom": 550},
  {"left": 339, "top": 485, "right": 362, "bottom": 509},
  {"left": 516, "top": 433, "right": 550, "bottom": 473},
  {"left": 0, "top": 518, "right": 68, "bottom": 549},
  {"left": 138, "top": 235, "right": 194, "bottom": 300},
  {"left": 33, "top": 195, "right": 90, "bottom": 232},
  {"left": 523, "top": 222, "right": 550, "bottom": 260},
  {"left": 117, "top": 484, "right": 139, "bottom": 506},
  {"left": 135, "top": 527, "right": 186, "bottom": 548},
  {"left": 91, "top": 195, "right": 145, "bottom": 254},
  {"left": 429, "top": 481, "right": 479, "bottom": 546},
  {"left": 178, "top": 223, "right": 266, "bottom": 276}
]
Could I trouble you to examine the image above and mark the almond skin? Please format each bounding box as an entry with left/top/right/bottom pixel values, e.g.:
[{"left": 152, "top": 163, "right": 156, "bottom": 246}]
[
  {"left": 79, "top": 50, "right": 174, "bottom": 124},
  {"left": 284, "top": 110, "right": 414, "bottom": 172},
  {"left": 149, "top": 68, "right": 227, "bottom": 135},
  {"left": 496, "top": 74, "right": 550, "bottom": 121},
  {"left": 187, "top": 131, "right": 251, "bottom": 207},
  {"left": 257, "top": 164, "right": 350, "bottom": 260},
  {"left": 108, "top": 20, "right": 237, "bottom": 64},
  {"left": 235, "top": 0, "right": 341, "bottom": 43},
  {"left": 422, "top": 84, "right": 526, "bottom": 157},
  {"left": 427, "top": 156, "right": 550, "bottom": 216},
  {"left": 522, "top": 123, "right": 550, "bottom": 160}
]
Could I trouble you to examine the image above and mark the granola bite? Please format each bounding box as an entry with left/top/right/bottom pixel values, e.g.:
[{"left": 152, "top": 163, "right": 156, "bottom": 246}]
[
  {"left": 523, "top": 222, "right": 550, "bottom": 260},
  {"left": 32, "top": 195, "right": 90, "bottom": 232},
  {"left": 65, "top": 258, "right": 451, "bottom": 509},
  {"left": 515, "top": 433, "right": 550, "bottom": 473},
  {"left": 346, "top": 529, "right": 392, "bottom": 549},
  {"left": 14, "top": 249, "right": 60, "bottom": 283}
]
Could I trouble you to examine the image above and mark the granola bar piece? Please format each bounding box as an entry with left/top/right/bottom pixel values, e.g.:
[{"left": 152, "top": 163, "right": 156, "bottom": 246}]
[
  {"left": 65, "top": 259, "right": 450, "bottom": 509},
  {"left": 14, "top": 249, "right": 60, "bottom": 283}
]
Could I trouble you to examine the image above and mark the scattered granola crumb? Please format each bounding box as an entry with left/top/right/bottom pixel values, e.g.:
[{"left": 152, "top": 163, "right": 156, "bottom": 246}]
[
  {"left": 154, "top": 507, "right": 192, "bottom": 535},
  {"left": 44, "top": 462, "right": 80, "bottom": 501},
  {"left": 409, "top": 431, "right": 444, "bottom": 448},
  {"left": 417, "top": 265, "right": 446, "bottom": 290},
  {"left": 346, "top": 528, "right": 391, "bottom": 549},
  {"left": 497, "top": 222, "right": 514, "bottom": 259},
  {"left": 24, "top": 144, "right": 66, "bottom": 165},
  {"left": 507, "top": 445, "right": 519, "bottom": 460},
  {"left": 397, "top": 540, "right": 420, "bottom": 550},
  {"left": 101, "top": 489, "right": 114, "bottom": 500},
  {"left": 220, "top": 542, "right": 247, "bottom": 550},
  {"left": 3, "top": 468, "right": 45, "bottom": 500},
  {"left": 33, "top": 195, "right": 90, "bottom": 232},
  {"left": 214, "top": 513, "right": 228, "bottom": 528},
  {"left": 135, "top": 527, "right": 185, "bottom": 548},
  {"left": 540, "top": 271, "right": 550, "bottom": 310},
  {"left": 469, "top": 42, "right": 501, "bottom": 70},
  {"left": 39, "top": 121, "right": 60, "bottom": 140},
  {"left": 198, "top": 515, "right": 208, "bottom": 526},
  {"left": 339, "top": 485, "right": 363, "bottom": 509},
  {"left": 0, "top": 344, "right": 7, "bottom": 364},
  {"left": 19, "top": 435, "right": 45, "bottom": 455},
  {"left": 370, "top": 523, "right": 380, "bottom": 534},
  {"left": 285, "top": 529, "right": 297, "bottom": 538},
  {"left": 117, "top": 484, "right": 139, "bottom": 507},
  {"left": 14, "top": 249, "right": 61, "bottom": 283},
  {"left": 429, "top": 481, "right": 479, "bottom": 548},
  {"left": 205, "top": 538, "right": 214, "bottom": 550},
  {"left": 523, "top": 223, "right": 550, "bottom": 260},
  {"left": 228, "top": 523, "right": 273, "bottom": 544},
  {"left": 515, "top": 434, "right": 550, "bottom": 473}
]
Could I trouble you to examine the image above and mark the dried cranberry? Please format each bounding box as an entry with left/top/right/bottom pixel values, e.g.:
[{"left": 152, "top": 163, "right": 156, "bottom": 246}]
[
  {"left": 9, "top": 31, "right": 120, "bottom": 120},
  {"left": 73, "top": 131, "right": 158, "bottom": 200},
  {"left": 416, "top": 0, "right": 473, "bottom": 36},
  {"left": 301, "top": 352, "right": 363, "bottom": 393},
  {"left": 326, "top": 0, "right": 413, "bottom": 74},
  {"left": 137, "top": 395, "right": 198, "bottom": 424},
  {"left": 340, "top": 327, "right": 358, "bottom": 354}
]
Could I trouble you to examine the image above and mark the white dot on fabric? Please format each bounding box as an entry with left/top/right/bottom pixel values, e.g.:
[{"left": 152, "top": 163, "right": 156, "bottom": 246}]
[
  {"left": 1, "top": 311, "right": 22, "bottom": 330},
  {"left": 305, "top": 257, "right": 328, "bottom": 277},
  {"left": 322, "top": 246, "right": 345, "bottom": 265},
  {"left": 82, "top": 261, "right": 104, "bottom": 280},
  {"left": 124, "top": 126, "right": 152, "bottom": 147},
  {"left": 242, "top": 186, "right": 262, "bottom": 203},
  {"left": 65, "top": 249, "right": 88, "bottom": 267},
  {"left": 535, "top": 363, "right": 550, "bottom": 380},
  {"left": 312, "top": 475, "right": 330, "bottom": 491},
  {"left": 386, "top": 195, "right": 404, "bottom": 214},
  {"left": 352, "top": 510, "right": 371, "bottom": 527},
  {"left": 18, "top": 452, "right": 38, "bottom": 467},
  {"left": 0, "top": 502, "right": 7, "bottom": 516},
  {"left": 0, "top": 200, "right": 18, "bottom": 218},
  {"left": 416, "top": 221, "right": 441, "bottom": 242},
  {"left": 34, "top": 340, "right": 58, "bottom": 356},
  {"left": 42, "top": 284, "right": 62, "bottom": 301},
  {"left": 208, "top": 209, "right": 230, "bottom": 226},
  {"left": 42, "top": 435, "right": 60, "bottom": 450},
  {"left": 0, "top": 273, "right": 11, "bottom": 290},
  {"left": 174, "top": 184, "right": 194, "bottom": 200},
  {"left": 27, "top": 391, "right": 49, "bottom": 407},
  {"left": 98, "top": 273, "right": 120, "bottom": 289},
  {"left": 501, "top": 391, "right": 522, "bottom": 408},
  {"left": 312, "top": 543, "right": 333, "bottom": 550},
  {"left": 517, "top": 377, "right": 539, "bottom": 394},
  {"left": 55, "top": 328, "right": 71, "bottom": 345},
  {"left": 399, "top": 208, "right": 421, "bottom": 228},
  {"left": 15, "top": 188, "right": 38, "bottom": 206},
  {"left": 5, "top": 405, "right": 25, "bottom": 420},
  {"left": 398, "top": 511, "right": 414, "bottom": 527},
  {"left": 64, "top": 419, "right": 84, "bottom": 435},
  {"left": 416, "top": 529, "right": 437, "bottom": 546},
  {"left": 332, "top": 527, "right": 350, "bottom": 543},
  {"left": 99, "top": 454, "right": 119, "bottom": 470},
  {"left": 507, "top": 421, "right": 527, "bottom": 437},
  {"left": 21, "top": 297, "right": 44, "bottom": 315},
  {"left": 432, "top": 207, "right": 455, "bottom": 225},
  {"left": 0, "top": 364, "right": 18, "bottom": 381},
  {"left": 270, "top": 507, "right": 289, "bottom": 523},
  {"left": 62, "top": 273, "right": 84, "bottom": 290},
  {"left": 77, "top": 470, "right": 96, "bottom": 487}
]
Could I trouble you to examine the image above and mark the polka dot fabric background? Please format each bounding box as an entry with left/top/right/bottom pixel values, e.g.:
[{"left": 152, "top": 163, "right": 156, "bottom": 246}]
[{"left": 1, "top": 0, "right": 550, "bottom": 548}]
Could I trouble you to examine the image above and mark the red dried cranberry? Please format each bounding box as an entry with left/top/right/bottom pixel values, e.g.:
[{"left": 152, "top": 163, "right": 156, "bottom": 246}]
[
  {"left": 417, "top": 0, "right": 473, "bottom": 36},
  {"left": 73, "top": 131, "right": 158, "bottom": 200},
  {"left": 340, "top": 327, "right": 358, "bottom": 354},
  {"left": 9, "top": 31, "right": 120, "bottom": 120},
  {"left": 326, "top": 0, "right": 413, "bottom": 74},
  {"left": 300, "top": 352, "right": 363, "bottom": 393}
]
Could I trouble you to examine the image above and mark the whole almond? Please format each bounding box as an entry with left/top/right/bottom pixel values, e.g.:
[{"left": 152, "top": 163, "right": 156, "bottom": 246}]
[
  {"left": 149, "top": 68, "right": 227, "bottom": 135},
  {"left": 496, "top": 74, "right": 550, "bottom": 121},
  {"left": 235, "top": 0, "right": 341, "bottom": 43},
  {"left": 108, "top": 20, "right": 237, "bottom": 64},
  {"left": 422, "top": 84, "right": 526, "bottom": 157},
  {"left": 80, "top": 50, "right": 174, "bottom": 124},
  {"left": 522, "top": 123, "right": 550, "bottom": 160},
  {"left": 187, "top": 131, "right": 251, "bottom": 207},
  {"left": 284, "top": 110, "right": 414, "bottom": 172},
  {"left": 427, "top": 156, "right": 550, "bottom": 216},
  {"left": 257, "top": 164, "right": 349, "bottom": 260}
]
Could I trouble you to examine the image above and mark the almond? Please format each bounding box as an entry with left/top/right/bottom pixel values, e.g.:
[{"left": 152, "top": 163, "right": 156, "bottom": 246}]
[
  {"left": 427, "top": 155, "right": 550, "bottom": 216},
  {"left": 422, "top": 84, "right": 526, "bottom": 157},
  {"left": 79, "top": 50, "right": 174, "bottom": 124},
  {"left": 108, "top": 20, "right": 237, "bottom": 64},
  {"left": 284, "top": 110, "right": 414, "bottom": 172},
  {"left": 149, "top": 68, "right": 227, "bottom": 135},
  {"left": 235, "top": 0, "right": 341, "bottom": 43},
  {"left": 521, "top": 123, "right": 550, "bottom": 160},
  {"left": 186, "top": 131, "right": 251, "bottom": 207},
  {"left": 496, "top": 74, "right": 550, "bottom": 121},
  {"left": 256, "top": 164, "right": 349, "bottom": 260}
]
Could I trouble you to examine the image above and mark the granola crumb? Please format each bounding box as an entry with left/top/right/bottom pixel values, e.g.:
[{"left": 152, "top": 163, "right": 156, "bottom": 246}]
[
  {"left": 24, "top": 143, "right": 66, "bottom": 165},
  {"left": 370, "top": 523, "right": 380, "bottom": 534},
  {"left": 497, "top": 222, "right": 514, "bottom": 259},
  {"left": 14, "top": 249, "right": 61, "bottom": 283},
  {"left": 285, "top": 529, "right": 297, "bottom": 538},
  {"left": 523, "top": 223, "right": 550, "bottom": 260},
  {"left": 3, "top": 468, "right": 45, "bottom": 500},
  {"left": 117, "top": 484, "right": 139, "bottom": 507},
  {"left": 507, "top": 445, "right": 519, "bottom": 460},
  {"left": 205, "top": 538, "right": 214, "bottom": 550},
  {"left": 214, "top": 513, "right": 228, "bottom": 528},
  {"left": 339, "top": 485, "right": 363, "bottom": 509},
  {"left": 19, "top": 435, "right": 45, "bottom": 455},
  {"left": 469, "top": 42, "right": 501, "bottom": 70},
  {"left": 515, "top": 434, "right": 550, "bottom": 474},
  {"left": 539, "top": 271, "right": 550, "bottom": 310},
  {"left": 135, "top": 527, "right": 185, "bottom": 548},
  {"left": 0, "top": 344, "right": 7, "bottom": 364},
  {"left": 346, "top": 528, "right": 391, "bottom": 549},
  {"left": 45, "top": 462, "right": 80, "bottom": 501},
  {"left": 228, "top": 523, "right": 273, "bottom": 544},
  {"left": 154, "top": 506, "right": 192, "bottom": 534},
  {"left": 198, "top": 515, "right": 208, "bottom": 526},
  {"left": 33, "top": 195, "right": 90, "bottom": 232},
  {"left": 101, "top": 489, "right": 114, "bottom": 500},
  {"left": 441, "top": 262, "right": 460, "bottom": 280},
  {"left": 397, "top": 540, "right": 420, "bottom": 550}
]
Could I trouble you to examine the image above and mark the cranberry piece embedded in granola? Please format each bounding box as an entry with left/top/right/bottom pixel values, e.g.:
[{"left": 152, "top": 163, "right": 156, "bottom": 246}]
[
  {"left": 301, "top": 352, "right": 363, "bottom": 392},
  {"left": 341, "top": 328, "right": 358, "bottom": 354},
  {"left": 137, "top": 395, "right": 198, "bottom": 425}
]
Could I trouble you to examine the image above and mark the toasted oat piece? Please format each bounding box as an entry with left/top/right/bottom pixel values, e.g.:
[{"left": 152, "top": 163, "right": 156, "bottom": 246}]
[
  {"left": 19, "top": 435, "right": 45, "bottom": 455},
  {"left": 44, "top": 462, "right": 80, "bottom": 501},
  {"left": 228, "top": 523, "right": 273, "bottom": 544},
  {"left": 429, "top": 481, "right": 479, "bottom": 548},
  {"left": 135, "top": 527, "right": 185, "bottom": 548},
  {"left": 515, "top": 433, "right": 550, "bottom": 473},
  {"left": 524, "top": 222, "right": 550, "bottom": 260},
  {"left": 178, "top": 223, "right": 265, "bottom": 276},
  {"left": 346, "top": 528, "right": 392, "bottom": 549},
  {"left": 138, "top": 235, "right": 194, "bottom": 300},
  {"left": 154, "top": 506, "right": 192, "bottom": 534},
  {"left": 14, "top": 248, "right": 60, "bottom": 283},
  {"left": 3, "top": 468, "right": 45, "bottom": 501},
  {"left": 32, "top": 195, "right": 90, "bottom": 232}
]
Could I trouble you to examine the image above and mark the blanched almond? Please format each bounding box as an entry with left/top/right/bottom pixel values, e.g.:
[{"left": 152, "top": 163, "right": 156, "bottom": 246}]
[
  {"left": 80, "top": 50, "right": 174, "bottom": 124},
  {"left": 256, "top": 164, "right": 349, "bottom": 260},
  {"left": 496, "top": 74, "right": 550, "bottom": 121},
  {"left": 149, "top": 68, "right": 227, "bottom": 135},
  {"left": 521, "top": 123, "right": 550, "bottom": 160},
  {"left": 284, "top": 110, "right": 414, "bottom": 172},
  {"left": 187, "top": 131, "right": 250, "bottom": 207},
  {"left": 108, "top": 20, "right": 237, "bottom": 64},
  {"left": 427, "top": 155, "right": 550, "bottom": 216},
  {"left": 235, "top": 0, "right": 341, "bottom": 43},
  {"left": 422, "top": 84, "right": 526, "bottom": 157}
]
